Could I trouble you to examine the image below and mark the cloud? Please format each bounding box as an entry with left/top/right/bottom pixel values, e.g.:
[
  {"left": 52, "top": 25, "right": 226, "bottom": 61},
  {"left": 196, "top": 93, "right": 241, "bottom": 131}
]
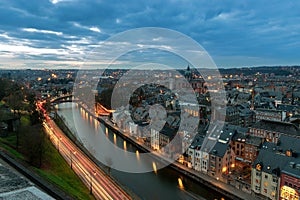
[
  {"left": 0, "top": 43, "right": 67, "bottom": 55},
  {"left": 22, "top": 28, "right": 63, "bottom": 36},
  {"left": 0, "top": 0, "right": 299, "bottom": 68},
  {"left": 73, "top": 22, "right": 103, "bottom": 34},
  {"left": 49, "top": 0, "right": 71, "bottom": 4},
  {"left": 89, "top": 27, "right": 101, "bottom": 33}
]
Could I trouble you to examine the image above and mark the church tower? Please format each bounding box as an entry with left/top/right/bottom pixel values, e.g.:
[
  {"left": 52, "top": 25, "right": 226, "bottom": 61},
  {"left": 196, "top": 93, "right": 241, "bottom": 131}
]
[{"left": 184, "top": 65, "right": 192, "bottom": 81}]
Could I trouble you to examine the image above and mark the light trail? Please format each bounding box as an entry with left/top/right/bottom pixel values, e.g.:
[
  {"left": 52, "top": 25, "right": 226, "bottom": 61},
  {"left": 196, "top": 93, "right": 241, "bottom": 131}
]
[{"left": 38, "top": 101, "right": 132, "bottom": 200}]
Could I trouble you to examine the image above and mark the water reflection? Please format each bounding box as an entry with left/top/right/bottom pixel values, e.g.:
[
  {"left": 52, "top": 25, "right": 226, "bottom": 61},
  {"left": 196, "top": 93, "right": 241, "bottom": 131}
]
[
  {"left": 113, "top": 133, "right": 117, "bottom": 144},
  {"left": 178, "top": 178, "right": 184, "bottom": 190},
  {"left": 123, "top": 141, "right": 127, "bottom": 151},
  {"left": 58, "top": 103, "right": 226, "bottom": 200},
  {"left": 152, "top": 162, "right": 157, "bottom": 174}
]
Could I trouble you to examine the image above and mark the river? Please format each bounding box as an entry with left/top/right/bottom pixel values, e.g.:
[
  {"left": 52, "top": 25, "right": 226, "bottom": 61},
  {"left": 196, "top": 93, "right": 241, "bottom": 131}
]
[{"left": 57, "top": 102, "right": 226, "bottom": 200}]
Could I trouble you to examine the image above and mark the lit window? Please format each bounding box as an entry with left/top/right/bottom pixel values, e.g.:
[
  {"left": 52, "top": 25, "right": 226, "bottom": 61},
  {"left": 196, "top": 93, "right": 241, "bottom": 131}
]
[
  {"left": 281, "top": 185, "right": 298, "bottom": 200},
  {"left": 264, "top": 182, "right": 268, "bottom": 187},
  {"left": 256, "top": 163, "right": 262, "bottom": 171},
  {"left": 271, "top": 191, "right": 275, "bottom": 197}
]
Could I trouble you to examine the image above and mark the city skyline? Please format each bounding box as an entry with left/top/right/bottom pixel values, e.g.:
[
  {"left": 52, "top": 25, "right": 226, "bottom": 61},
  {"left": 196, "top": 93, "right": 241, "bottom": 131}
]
[
  {"left": 1, "top": 1, "right": 300, "bottom": 199},
  {"left": 0, "top": 0, "right": 300, "bottom": 69}
]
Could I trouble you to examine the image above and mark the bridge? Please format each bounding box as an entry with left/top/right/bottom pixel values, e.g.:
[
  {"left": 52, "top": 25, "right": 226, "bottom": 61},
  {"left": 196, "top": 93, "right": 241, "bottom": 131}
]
[
  {"left": 50, "top": 94, "right": 113, "bottom": 116},
  {"left": 50, "top": 94, "right": 75, "bottom": 104}
]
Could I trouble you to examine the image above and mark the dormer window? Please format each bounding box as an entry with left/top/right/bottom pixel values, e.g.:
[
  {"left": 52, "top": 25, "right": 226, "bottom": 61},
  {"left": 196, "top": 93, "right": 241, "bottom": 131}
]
[
  {"left": 286, "top": 150, "right": 292, "bottom": 157},
  {"left": 256, "top": 163, "right": 262, "bottom": 171}
]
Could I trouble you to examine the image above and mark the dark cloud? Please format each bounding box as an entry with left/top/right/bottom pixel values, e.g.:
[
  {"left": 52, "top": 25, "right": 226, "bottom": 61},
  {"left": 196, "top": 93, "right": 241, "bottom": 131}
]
[{"left": 0, "top": 0, "right": 299, "bottom": 68}]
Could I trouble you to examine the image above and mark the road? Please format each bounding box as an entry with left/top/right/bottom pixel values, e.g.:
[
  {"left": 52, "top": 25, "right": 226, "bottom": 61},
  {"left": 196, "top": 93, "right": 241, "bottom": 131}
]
[{"left": 38, "top": 102, "right": 132, "bottom": 200}]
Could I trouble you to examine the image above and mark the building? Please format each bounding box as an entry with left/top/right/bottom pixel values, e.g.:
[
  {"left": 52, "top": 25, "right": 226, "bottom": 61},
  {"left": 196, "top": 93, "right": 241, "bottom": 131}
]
[
  {"left": 249, "top": 120, "right": 300, "bottom": 143},
  {"left": 182, "top": 66, "right": 206, "bottom": 94},
  {"left": 236, "top": 103, "right": 255, "bottom": 127},
  {"left": 230, "top": 129, "right": 247, "bottom": 162},
  {"left": 280, "top": 163, "right": 300, "bottom": 200},
  {"left": 244, "top": 136, "right": 262, "bottom": 164},
  {"left": 279, "top": 135, "right": 300, "bottom": 200},
  {"left": 252, "top": 135, "right": 300, "bottom": 200},
  {"left": 255, "top": 108, "right": 286, "bottom": 122},
  {"left": 277, "top": 104, "right": 299, "bottom": 119},
  {"left": 151, "top": 128, "right": 160, "bottom": 150},
  {"left": 150, "top": 126, "right": 178, "bottom": 156},
  {"left": 207, "top": 125, "right": 236, "bottom": 183},
  {"left": 129, "top": 122, "right": 138, "bottom": 136},
  {"left": 187, "top": 135, "right": 204, "bottom": 171},
  {"left": 198, "top": 121, "right": 225, "bottom": 174},
  {"left": 251, "top": 148, "right": 289, "bottom": 200},
  {"left": 214, "top": 106, "right": 239, "bottom": 125}
]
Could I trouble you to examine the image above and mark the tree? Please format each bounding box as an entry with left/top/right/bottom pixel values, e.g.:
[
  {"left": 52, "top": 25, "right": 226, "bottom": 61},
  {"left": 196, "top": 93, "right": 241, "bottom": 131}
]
[
  {"left": 4, "top": 91, "right": 24, "bottom": 116},
  {"left": 24, "top": 91, "right": 36, "bottom": 112},
  {"left": 96, "top": 88, "right": 113, "bottom": 109},
  {"left": 20, "top": 125, "right": 47, "bottom": 168},
  {"left": 30, "top": 110, "right": 44, "bottom": 125}
]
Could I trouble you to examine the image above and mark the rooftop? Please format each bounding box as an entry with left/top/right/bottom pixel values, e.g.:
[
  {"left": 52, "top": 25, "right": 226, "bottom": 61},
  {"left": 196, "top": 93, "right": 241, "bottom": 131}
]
[
  {"left": 253, "top": 148, "right": 291, "bottom": 175},
  {"left": 251, "top": 119, "right": 300, "bottom": 136}
]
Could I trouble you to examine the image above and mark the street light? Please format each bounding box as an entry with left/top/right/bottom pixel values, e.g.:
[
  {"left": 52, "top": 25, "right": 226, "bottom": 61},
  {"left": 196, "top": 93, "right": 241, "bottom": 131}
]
[{"left": 57, "top": 136, "right": 62, "bottom": 152}]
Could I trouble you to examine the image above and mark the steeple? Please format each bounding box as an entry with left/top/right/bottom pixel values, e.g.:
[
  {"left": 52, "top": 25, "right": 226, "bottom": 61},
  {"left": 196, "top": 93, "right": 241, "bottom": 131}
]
[{"left": 184, "top": 65, "right": 192, "bottom": 81}]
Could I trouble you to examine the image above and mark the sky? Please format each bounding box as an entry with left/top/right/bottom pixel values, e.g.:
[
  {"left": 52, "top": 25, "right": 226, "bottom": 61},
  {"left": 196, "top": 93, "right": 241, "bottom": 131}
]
[{"left": 0, "top": 0, "right": 300, "bottom": 69}]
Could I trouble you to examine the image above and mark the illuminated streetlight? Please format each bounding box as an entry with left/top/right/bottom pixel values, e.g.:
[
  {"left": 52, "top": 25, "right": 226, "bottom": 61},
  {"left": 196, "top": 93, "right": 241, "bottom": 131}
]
[{"left": 57, "top": 136, "right": 62, "bottom": 152}]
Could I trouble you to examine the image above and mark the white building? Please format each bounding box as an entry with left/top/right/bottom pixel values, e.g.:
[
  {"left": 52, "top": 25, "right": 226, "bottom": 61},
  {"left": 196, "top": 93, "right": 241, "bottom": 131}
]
[
  {"left": 151, "top": 128, "right": 160, "bottom": 150},
  {"left": 187, "top": 135, "right": 204, "bottom": 172},
  {"left": 129, "top": 122, "right": 138, "bottom": 136}
]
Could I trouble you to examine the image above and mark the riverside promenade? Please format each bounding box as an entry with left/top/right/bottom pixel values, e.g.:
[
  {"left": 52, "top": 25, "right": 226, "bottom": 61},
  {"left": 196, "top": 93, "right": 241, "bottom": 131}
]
[
  {"left": 100, "top": 116, "right": 258, "bottom": 200},
  {"left": 75, "top": 102, "right": 259, "bottom": 200}
]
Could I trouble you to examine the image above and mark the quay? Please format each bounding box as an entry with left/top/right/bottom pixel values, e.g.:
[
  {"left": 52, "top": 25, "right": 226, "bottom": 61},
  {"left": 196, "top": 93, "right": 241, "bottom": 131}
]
[{"left": 75, "top": 102, "right": 257, "bottom": 200}]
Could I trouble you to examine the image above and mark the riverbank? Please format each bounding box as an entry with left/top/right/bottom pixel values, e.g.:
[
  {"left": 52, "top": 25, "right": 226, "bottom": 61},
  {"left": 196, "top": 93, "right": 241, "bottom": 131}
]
[
  {"left": 75, "top": 102, "right": 256, "bottom": 200},
  {"left": 0, "top": 112, "right": 96, "bottom": 200},
  {"left": 0, "top": 150, "right": 73, "bottom": 200},
  {"left": 99, "top": 116, "right": 257, "bottom": 200},
  {"left": 54, "top": 110, "right": 141, "bottom": 200}
]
